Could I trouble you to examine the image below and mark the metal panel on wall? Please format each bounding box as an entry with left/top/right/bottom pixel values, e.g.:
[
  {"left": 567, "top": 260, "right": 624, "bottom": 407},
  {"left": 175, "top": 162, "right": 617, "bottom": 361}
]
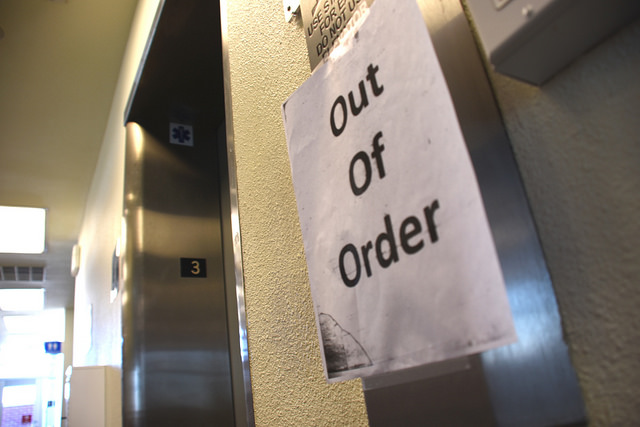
[
  {"left": 122, "top": 122, "right": 235, "bottom": 426},
  {"left": 362, "top": 0, "right": 586, "bottom": 425}
]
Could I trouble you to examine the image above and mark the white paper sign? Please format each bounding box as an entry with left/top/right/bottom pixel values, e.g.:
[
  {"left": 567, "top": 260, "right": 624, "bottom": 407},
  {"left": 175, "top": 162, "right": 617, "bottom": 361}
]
[{"left": 282, "top": 0, "right": 516, "bottom": 382}]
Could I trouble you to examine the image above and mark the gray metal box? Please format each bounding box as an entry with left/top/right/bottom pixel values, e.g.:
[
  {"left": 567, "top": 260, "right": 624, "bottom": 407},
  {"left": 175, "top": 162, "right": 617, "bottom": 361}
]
[{"left": 466, "top": 0, "right": 640, "bottom": 84}]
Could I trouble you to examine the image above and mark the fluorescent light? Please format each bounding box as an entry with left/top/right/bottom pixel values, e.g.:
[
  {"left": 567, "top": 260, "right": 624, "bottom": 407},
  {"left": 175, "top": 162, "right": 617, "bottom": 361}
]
[
  {"left": 2, "top": 315, "right": 40, "bottom": 334},
  {"left": 0, "top": 288, "right": 45, "bottom": 311},
  {"left": 0, "top": 206, "right": 46, "bottom": 254}
]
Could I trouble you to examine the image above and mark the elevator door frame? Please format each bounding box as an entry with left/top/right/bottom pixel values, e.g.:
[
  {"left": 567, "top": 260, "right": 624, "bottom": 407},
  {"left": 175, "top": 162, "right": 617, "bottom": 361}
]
[{"left": 123, "top": 0, "right": 254, "bottom": 425}]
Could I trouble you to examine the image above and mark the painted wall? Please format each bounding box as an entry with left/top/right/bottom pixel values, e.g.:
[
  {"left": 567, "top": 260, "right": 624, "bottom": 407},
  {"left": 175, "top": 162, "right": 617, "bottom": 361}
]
[
  {"left": 73, "top": 0, "right": 162, "bottom": 368},
  {"left": 485, "top": 18, "right": 640, "bottom": 426},
  {"left": 224, "top": 1, "right": 369, "bottom": 425}
]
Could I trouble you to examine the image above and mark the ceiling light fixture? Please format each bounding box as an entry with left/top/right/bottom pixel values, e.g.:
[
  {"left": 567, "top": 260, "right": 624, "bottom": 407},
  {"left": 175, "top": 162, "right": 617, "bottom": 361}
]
[
  {"left": 0, "top": 288, "right": 45, "bottom": 312},
  {"left": 0, "top": 206, "right": 46, "bottom": 254}
]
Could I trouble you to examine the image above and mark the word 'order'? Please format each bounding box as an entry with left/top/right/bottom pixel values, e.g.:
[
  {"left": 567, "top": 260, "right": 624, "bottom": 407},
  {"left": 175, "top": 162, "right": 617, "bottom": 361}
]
[{"left": 338, "top": 200, "right": 440, "bottom": 287}]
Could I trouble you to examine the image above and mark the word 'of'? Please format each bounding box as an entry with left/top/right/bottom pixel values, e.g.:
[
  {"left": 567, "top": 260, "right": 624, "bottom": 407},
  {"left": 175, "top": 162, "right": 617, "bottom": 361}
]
[{"left": 349, "top": 131, "right": 385, "bottom": 195}]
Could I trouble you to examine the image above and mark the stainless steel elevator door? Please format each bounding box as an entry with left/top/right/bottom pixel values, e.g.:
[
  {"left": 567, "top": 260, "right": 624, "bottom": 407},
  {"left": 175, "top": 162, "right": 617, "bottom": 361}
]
[{"left": 122, "top": 122, "right": 235, "bottom": 426}]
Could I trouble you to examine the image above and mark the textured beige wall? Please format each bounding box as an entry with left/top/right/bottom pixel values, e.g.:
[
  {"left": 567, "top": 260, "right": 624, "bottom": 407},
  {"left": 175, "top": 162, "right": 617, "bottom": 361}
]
[
  {"left": 486, "top": 19, "right": 640, "bottom": 426},
  {"left": 224, "top": 1, "right": 369, "bottom": 425}
]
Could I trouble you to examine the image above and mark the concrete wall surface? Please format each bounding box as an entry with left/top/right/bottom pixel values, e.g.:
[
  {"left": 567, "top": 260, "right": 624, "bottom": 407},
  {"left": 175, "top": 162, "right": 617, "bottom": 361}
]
[{"left": 486, "top": 17, "right": 640, "bottom": 427}]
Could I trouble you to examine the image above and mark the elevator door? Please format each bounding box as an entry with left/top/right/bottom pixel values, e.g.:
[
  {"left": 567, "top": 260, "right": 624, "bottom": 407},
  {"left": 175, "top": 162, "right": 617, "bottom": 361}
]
[
  {"left": 121, "top": 122, "right": 235, "bottom": 426},
  {"left": 120, "top": 0, "right": 253, "bottom": 423}
]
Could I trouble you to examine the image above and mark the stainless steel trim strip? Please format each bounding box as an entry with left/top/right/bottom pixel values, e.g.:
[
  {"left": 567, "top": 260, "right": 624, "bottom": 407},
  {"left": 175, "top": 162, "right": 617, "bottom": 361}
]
[{"left": 219, "top": 1, "right": 255, "bottom": 425}]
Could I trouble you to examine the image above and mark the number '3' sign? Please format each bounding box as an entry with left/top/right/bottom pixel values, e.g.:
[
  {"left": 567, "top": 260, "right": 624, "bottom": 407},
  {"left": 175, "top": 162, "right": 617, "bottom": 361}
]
[{"left": 180, "top": 258, "right": 207, "bottom": 278}]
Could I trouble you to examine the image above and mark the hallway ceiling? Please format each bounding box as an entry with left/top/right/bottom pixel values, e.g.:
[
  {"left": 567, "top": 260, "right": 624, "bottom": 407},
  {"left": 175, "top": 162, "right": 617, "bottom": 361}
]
[{"left": 0, "top": 0, "right": 137, "bottom": 309}]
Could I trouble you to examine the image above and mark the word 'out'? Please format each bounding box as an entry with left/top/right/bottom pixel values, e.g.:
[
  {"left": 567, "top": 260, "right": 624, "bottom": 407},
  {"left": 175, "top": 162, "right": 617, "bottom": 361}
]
[{"left": 330, "top": 63, "right": 384, "bottom": 137}]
